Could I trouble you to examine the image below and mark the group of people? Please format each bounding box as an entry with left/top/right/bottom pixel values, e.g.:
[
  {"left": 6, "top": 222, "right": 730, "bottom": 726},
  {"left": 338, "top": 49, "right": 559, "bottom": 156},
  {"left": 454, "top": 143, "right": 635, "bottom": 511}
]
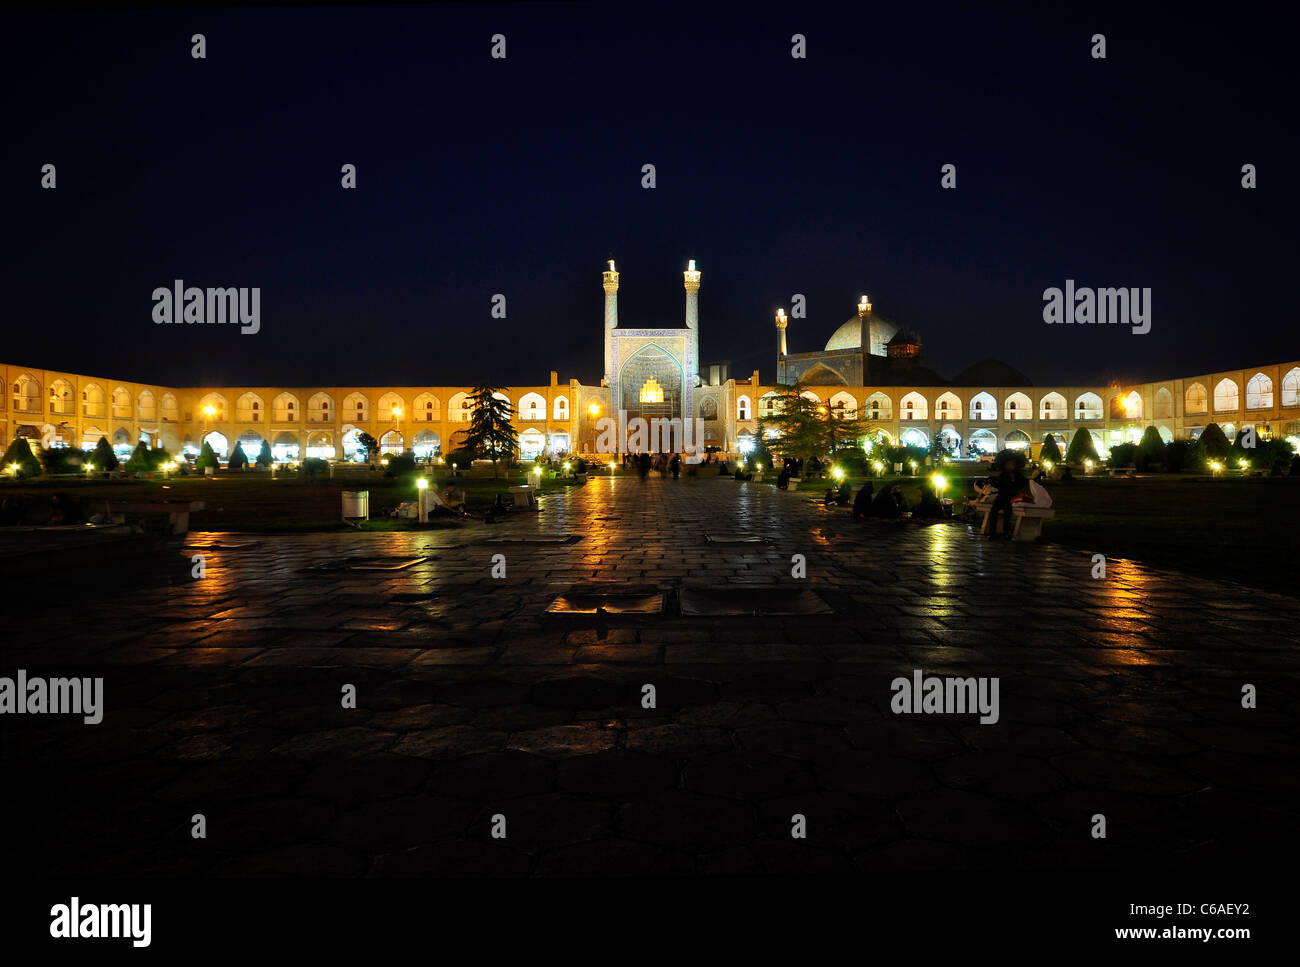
[
  {"left": 624, "top": 451, "right": 684, "bottom": 481},
  {"left": 840, "top": 479, "right": 948, "bottom": 520}
]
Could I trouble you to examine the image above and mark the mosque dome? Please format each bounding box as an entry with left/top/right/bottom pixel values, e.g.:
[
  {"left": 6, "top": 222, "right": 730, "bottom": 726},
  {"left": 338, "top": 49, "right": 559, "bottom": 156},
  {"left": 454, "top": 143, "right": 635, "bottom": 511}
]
[
  {"left": 950, "top": 358, "right": 1034, "bottom": 387},
  {"left": 824, "top": 313, "right": 900, "bottom": 355}
]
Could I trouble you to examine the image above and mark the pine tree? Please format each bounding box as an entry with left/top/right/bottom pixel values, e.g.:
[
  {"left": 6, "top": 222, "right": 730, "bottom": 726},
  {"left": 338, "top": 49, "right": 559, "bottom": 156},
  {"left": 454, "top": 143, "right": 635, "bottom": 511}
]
[
  {"left": 255, "top": 437, "right": 273, "bottom": 468},
  {"left": 458, "top": 384, "right": 517, "bottom": 477},
  {"left": 124, "top": 440, "right": 153, "bottom": 471},
  {"left": 92, "top": 436, "right": 119, "bottom": 472},
  {"left": 196, "top": 441, "right": 219, "bottom": 470},
  {"left": 1039, "top": 435, "right": 1063, "bottom": 465},
  {"left": 1064, "top": 427, "right": 1099, "bottom": 465},
  {"left": 757, "top": 382, "right": 828, "bottom": 461},
  {"left": 228, "top": 442, "right": 249, "bottom": 470},
  {"left": 1, "top": 437, "right": 43, "bottom": 477},
  {"left": 1199, "top": 423, "right": 1231, "bottom": 459}
]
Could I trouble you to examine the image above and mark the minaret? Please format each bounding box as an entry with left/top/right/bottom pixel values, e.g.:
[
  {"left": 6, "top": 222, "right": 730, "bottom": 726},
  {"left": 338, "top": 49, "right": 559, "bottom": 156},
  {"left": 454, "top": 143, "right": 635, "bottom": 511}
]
[
  {"left": 775, "top": 307, "right": 788, "bottom": 382},
  {"left": 683, "top": 259, "right": 700, "bottom": 332},
  {"left": 857, "top": 294, "right": 872, "bottom": 358},
  {"left": 602, "top": 259, "right": 619, "bottom": 387}
]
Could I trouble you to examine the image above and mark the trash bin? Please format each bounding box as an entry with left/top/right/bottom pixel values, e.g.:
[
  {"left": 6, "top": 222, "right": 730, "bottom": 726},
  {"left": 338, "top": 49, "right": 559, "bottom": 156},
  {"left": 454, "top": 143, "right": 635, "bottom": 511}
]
[{"left": 341, "top": 490, "right": 369, "bottom": 520}]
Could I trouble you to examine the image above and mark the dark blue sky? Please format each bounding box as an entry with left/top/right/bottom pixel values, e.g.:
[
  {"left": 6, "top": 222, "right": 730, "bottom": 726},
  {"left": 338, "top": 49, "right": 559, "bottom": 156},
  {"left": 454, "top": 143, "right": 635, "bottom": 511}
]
[{"left": 3, "top": 2, "right": 1296, "bottom": 389}]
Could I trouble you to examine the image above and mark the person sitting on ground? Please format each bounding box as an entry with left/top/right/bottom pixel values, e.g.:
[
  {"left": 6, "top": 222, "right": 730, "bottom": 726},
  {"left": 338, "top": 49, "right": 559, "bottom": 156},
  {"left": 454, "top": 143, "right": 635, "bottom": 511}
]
[
  {"left": 824, "top": 479, "right": 851, "bottom": 507},
  {"left": 868, "top": 483, "right": 905, "bottom": 518},
  {"left": 851, "top": 481, "right": 874, "bottom": 519},
  {"left": 1058, "top": 465, "right": 1075, "bottom": 483},
  {"left": 440, "top": 484, "right": 468, "bottom": 517},
  {"left": 718, "top": 461, "right": 732, "bottom": 476}
]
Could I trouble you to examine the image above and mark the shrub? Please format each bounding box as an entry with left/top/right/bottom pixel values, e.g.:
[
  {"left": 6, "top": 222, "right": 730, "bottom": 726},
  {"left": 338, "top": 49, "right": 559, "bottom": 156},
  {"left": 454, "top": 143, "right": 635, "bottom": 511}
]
[
  {"left": 1038, "top": 436, "right": 1063, "bottom": 466},
  {"left": 1108, "top": 442, "right": 1137, "bottom": 468},
  {"left": 195, "top": 441, "right": 219, "bottom": 470},
  {"left": 149, "top": 446, "right": 173, "bottom": 471},
  {"left": 124, "top": 441, "right": 153, "bottom": 472},
  {"left": 301, "top": 457, "right": 329, "bottom": 476},
  {"left": 2, "top": 438, "right": 44, "bottom": 477},
  {"left": 1163, "top": 439, "right": 1202, "bottom": 473},
  {"left": 39, "top": 446, "right": 88, "bottom": 475},
  {"left": 384, "top": 451, "right": 418, "bottom": 477},
  {"left": 255, "top": 440, "right": 273, "bottom": 468},
  {"left": 1064, "top": 427, "right": 1099, "bottom": 465},
  {"left": 92, "top": 436, "right": 119, "bottom": 472},
  {"left": 1199, "top": 423, "right": 1231, "bottom": 459},
  {"left": 1135, "top": 426, "right": 1166, "bottom": 471},
  {"left": 831, "top": 448, "right": 869, "bottom": 476},
  {"left": 228, "top": 442, "right": 249, "bottom": 470}
]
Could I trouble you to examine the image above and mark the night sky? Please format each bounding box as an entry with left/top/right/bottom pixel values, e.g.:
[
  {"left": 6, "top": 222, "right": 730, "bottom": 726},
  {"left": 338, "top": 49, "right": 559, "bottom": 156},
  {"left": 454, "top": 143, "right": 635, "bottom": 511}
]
[{"left": 3, "top": 2, "right": 1295, "bottom": 390}]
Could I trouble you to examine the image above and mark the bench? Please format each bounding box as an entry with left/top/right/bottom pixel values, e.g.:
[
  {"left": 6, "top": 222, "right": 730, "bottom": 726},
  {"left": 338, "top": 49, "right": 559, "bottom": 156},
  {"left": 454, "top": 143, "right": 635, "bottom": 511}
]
[
  {"left": 108, "top": 500, "right": 205, "bottom": 536},
  {"left": 971, "top": 497, "right": 1055, "bottom": 541},
  {"left": 507, "top": 485, "right": 538, "bottom": 509}
]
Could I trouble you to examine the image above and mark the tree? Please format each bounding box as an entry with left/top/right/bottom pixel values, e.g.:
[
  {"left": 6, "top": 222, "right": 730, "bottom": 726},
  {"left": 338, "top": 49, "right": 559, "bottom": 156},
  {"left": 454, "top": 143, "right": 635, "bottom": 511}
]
[
  {"left": 1064, "top": 427, "right": 1099, "bottom": 465},
  {"left": 1039, "top": 435, "right": 1063, "bottom": 466},
  {"left": 2, "top": 437, "right": 43, "bottom": 477},
  {"left": 757, "top": 381, "right": 862, "bottom": 462},
  {"left": 1199, "top": 423, "right": 1231, "bottom": 459},
  {"left": 228, "top": 442, "right": 249, "bottom": 470},
  {"left": 1136, "top": 425, "right": 1165, "bottom": 471},
  {"left": 92, "top": 435, "right": 119, "bottom": 472},
  {"left": 255, "top": 438, "right": 273, "bottom": 468},
  {"left": 195, "top": 441, "right": 219, "bottom": 470},
  {"left": 457, "top": 384, "right": 517, "bottom": 476},
  {"left": 354, "top": 431, "right": 378, "bottom": 463},
  {"left": 124, "top": 440, "right": 153, "bottom": 472}
]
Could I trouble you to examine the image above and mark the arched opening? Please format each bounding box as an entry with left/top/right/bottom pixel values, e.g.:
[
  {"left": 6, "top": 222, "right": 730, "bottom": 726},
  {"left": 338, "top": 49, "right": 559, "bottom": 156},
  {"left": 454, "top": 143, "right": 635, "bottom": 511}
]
[
  {"left": 202, "top": 430, "right": 228, "bottom": 458},
  {"left": 1153, "top": 387, "right": 1173, "bottom": 420},
  {"left": 1185, "top": 383, "right": 1208, "bottom": 414},
  {"left": 413, "top": 430, "right": 441, "bottom": 460},
  {"left": 1214, "top": 378, "right": 1239, "bottom": 412},
  {"left": 1246, "top": 373, "right": 1273, "bottom": 409},
  {"left": 969, "top": 392, "right": 996, "bottom": 421},
  {"left": 1074, "top": 392, "right": 1103, "bottom": 420},
  {"left": 1004, "top": 429, "right": 1031, "bottom": 450},
  {"left": 306, "top": 431, "right": 335, "bottom": 459},
  {"left": 380, "top": 430, "right": 404, "bottom": 454},
  {"left": 968, "top": 428, "right": 998, "bottom": 456},
  {"left": 272, "top": 432, "right": 300, "bottom": 461},
  {"left": 518, "top": 428, "right": 546, "bottom": 460}
]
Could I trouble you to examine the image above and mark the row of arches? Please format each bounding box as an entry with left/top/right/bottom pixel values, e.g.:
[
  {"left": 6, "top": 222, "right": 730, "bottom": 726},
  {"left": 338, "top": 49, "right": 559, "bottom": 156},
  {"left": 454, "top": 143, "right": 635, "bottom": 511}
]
[
  {"left": 187, "top": 427, "right": 577, "bottom": 462},
  {"left": 1184, "top": 371, "right": 1300, "bottom": 413},
  {"left": 10, "top": 375, "right": 181, "bottom": 421},
  {"left": 741, "top": 391, "right": 1107, "bottom": 423},
  {"left": 192, "top": 390, "right": 569, "bottom": 425},
  {"left": 735, "top": 369, "right": 1300, "bottom": 423}
]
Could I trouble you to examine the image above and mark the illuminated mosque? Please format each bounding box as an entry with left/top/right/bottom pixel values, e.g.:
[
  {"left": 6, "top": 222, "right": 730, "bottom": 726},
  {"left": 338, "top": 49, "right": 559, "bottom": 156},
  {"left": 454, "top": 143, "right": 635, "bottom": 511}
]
[{"left": 3, "top": 260, "right": 1298, "bottom": 465}]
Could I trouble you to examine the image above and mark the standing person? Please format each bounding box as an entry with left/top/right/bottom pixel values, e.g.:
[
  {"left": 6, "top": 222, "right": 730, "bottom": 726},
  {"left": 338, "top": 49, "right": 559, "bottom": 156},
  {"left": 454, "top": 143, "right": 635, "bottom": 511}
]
[
  {"left": 638, "top": 451, "right": 650, "bottom": 481},
  {"left": 670, "top": 453, "right": 681, "bottom": 480}
]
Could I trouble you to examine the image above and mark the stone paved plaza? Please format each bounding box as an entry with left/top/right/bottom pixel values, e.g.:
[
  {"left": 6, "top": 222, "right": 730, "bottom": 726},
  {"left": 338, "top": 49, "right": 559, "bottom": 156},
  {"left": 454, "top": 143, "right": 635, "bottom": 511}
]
[{"left": 5, "top": 475, "right": 1299, "bottom": 877}]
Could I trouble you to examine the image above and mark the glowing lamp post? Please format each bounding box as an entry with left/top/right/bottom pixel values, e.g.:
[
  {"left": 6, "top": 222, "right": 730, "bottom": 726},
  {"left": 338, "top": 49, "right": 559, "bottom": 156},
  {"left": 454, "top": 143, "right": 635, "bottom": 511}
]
[{"left": 416, "top": 476, "right": 430, "bottom": 522}]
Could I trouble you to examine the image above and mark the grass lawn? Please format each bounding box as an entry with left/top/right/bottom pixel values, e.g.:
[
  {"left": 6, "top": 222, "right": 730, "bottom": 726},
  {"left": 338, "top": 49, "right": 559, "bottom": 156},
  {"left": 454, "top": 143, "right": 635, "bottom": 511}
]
[{"left": 0, "top": 467, "right": 586, "bottom": 534}]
